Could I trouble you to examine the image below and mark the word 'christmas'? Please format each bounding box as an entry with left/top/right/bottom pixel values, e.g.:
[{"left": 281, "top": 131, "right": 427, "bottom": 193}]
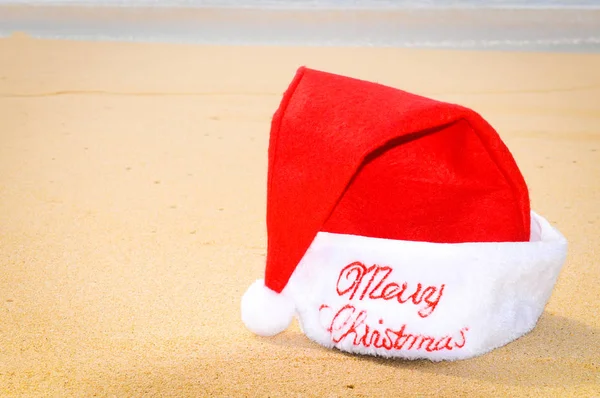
[
  {"left": 336, "top": 261, "right": 445, "bottom": 318},
  {"left": 320, "top": 304, "right": 469, "bottom": 352}
]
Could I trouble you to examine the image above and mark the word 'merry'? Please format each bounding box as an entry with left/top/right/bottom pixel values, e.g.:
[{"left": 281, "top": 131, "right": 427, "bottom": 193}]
[{"left": 336, "top": 261, "right": 445, "bottom": 318}]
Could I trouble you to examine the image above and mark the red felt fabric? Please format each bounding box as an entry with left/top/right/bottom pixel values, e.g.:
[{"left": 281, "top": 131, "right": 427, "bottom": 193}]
[{"left": 265, "top": 67, "right": 530, "bottom": 293}]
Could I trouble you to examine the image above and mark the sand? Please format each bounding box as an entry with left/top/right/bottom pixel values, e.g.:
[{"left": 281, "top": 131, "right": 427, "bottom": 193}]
[{"left": 0, "top": 33, "right": 599, "bottom": 397}]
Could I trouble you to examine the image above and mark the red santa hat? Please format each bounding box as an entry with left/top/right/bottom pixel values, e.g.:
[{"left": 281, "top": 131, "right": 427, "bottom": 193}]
[{"left": 241, "top": 67, "right": 567, "bottom": 361}]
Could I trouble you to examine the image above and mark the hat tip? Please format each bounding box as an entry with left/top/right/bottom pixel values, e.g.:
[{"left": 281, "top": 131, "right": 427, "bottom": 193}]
[{"left": 241, "top": 279, "right": 295, "bottom": 337}]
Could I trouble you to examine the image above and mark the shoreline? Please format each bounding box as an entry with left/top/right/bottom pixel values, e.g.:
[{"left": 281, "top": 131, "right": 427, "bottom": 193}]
[{"left": 1, "top": 5, "right": 600, "bottom": 52}]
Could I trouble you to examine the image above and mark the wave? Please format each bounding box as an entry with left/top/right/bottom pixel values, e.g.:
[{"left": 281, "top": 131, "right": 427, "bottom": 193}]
[
  {"left": 3, "top": 28, "right": 598, "bottom": 53},
  {"left": 1, "top": 0, "right": 600, "bottom": 10},
  {"left": 396, "top": 37, "right": 600, "bottom": 49},
  {"left": 1, "top": 1, "right": 599, "bottom": 52}
]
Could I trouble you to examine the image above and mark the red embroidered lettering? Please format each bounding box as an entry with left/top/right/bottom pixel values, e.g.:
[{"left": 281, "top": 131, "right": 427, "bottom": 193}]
[
  {"left": 365, "top": 266, "right": 392, "bottom": 299},
  {"left": 335, "top": 262, "right": 445, "bottom": 318},
  {"left": 421, "top": 337, "right": 437, "bottom": 352},
  {"left": 336, "top": 261, "right": 367, "bottom": 299},
  {"left": 380, "top": 282, "right": 401, "bottom": 299},
  {"left": 434, "top": 336, "right": 452, "bottom": 351},
  {"left": 454, "top": 327, "right": 469, "bottom": 348},
  {"left": 320, "top": 306, "right": 469, "bottom": 353},
  {"left": 327, "top": 305, "right": 367, "bottom": 344},
  {"left": 360, "top": 266, "right": 384, "bottom": 300},
  {"left": 395, "top": 333, "right": 416, "bottom": 350},
  {"left": 419, "top": 284, "right": 445, "bottom": 318}
]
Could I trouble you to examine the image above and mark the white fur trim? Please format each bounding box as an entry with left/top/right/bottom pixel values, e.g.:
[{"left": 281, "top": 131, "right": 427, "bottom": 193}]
[
  {"left": 280, "top": 211, "right": 567, "bottom": 361},
  {"left": 241, "top": 279, "right": 295, "bottom": 337}
]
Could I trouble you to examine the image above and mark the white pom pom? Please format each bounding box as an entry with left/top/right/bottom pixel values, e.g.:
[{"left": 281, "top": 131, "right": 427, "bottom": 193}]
[{"left": 241, "top": 279, "right": 295, "bottom": 337}]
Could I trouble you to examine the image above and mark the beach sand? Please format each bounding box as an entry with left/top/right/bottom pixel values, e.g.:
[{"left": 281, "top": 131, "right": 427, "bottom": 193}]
[{"left": 0, "top": 34, "right": 599, "bottom": 397}]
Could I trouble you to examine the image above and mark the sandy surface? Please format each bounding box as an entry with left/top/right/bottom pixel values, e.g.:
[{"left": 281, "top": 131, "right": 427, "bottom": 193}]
[{"left": 0, "top": 34, "right": 599, "bottom": 397}]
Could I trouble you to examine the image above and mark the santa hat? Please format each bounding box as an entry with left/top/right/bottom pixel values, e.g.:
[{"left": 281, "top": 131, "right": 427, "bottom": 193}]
[{"left": 241, "top": 67, "right": 567, "bottom": 361}]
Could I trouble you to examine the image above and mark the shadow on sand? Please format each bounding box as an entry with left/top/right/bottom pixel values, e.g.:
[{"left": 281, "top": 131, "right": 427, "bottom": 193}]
[{"left": 266, "top": 311, "right": 599, "bottom": 387}]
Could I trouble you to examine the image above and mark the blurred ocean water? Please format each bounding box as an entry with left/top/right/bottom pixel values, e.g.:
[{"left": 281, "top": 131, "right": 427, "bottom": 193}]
[
  {"left": 1, "top": 0, "right": 600, "bottom": 9},
  {"left": 1, "top": 0, "right": 599, "bottom": 52}
]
